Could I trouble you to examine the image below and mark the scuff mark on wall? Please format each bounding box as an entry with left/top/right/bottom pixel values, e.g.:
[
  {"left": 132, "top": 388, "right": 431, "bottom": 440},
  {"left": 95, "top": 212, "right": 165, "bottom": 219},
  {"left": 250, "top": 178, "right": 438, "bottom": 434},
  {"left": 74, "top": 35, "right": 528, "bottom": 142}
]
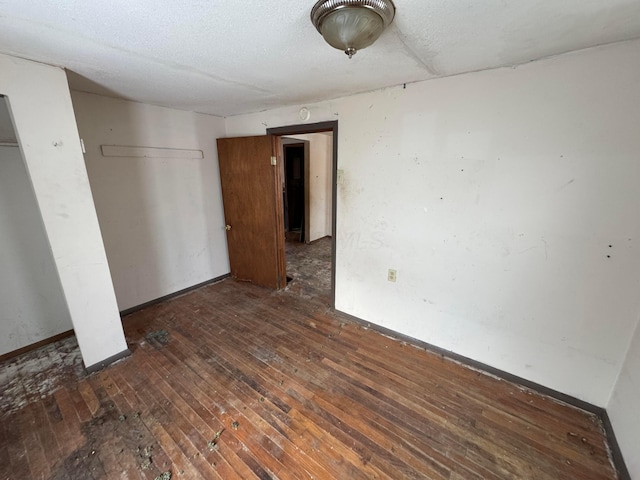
[{"left": 557, "top": 178, "right": 575, "bottom": 191}]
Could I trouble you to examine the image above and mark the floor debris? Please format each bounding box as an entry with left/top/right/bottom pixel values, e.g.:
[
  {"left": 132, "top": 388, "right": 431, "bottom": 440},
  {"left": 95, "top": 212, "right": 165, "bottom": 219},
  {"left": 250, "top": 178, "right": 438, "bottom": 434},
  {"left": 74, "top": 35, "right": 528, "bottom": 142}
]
[
  {"left": 280, "top": 237, "right": 331, "bottom": 303},
  {"left": 145, "top": 329, "right": 170, "bottom": 349},
  {"left": 138, "top": 445, "right": 153, "bottom": 469},
  {"left": 0, "top": 336, "right": 85, "bottom": 416},
  {"left": 207, "top": 428, "right": 225, "bottom": 451}
]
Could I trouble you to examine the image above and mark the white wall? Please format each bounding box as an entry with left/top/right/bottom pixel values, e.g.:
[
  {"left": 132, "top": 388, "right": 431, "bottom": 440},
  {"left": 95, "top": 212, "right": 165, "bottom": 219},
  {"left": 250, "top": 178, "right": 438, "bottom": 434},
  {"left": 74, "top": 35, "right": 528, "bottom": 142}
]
[
  {"left": 226, "top": 39, "right": 640, "bottom": 407},
  {"left": 608, "top": 318, "right": 640, "bottom": 478},
  {"left": 288, "top": 133, "right": 333, "bottom": 242},
  {"left": 0, "top": 53, "right": 127, "bottom": 368},
  {"left": 0, "top": 97, "right": 16, "bottom": 143},
  {"left": 71, "top": 91, "right": 229, "bottom": 311},
  {"left": 0, "top": 142, "right": 73, "bottom": 355}
]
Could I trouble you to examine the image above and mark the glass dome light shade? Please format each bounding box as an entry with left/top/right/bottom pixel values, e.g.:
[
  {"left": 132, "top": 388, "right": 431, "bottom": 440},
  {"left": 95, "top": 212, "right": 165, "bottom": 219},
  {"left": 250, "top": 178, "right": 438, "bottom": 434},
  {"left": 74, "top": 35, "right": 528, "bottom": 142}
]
[
  {"left": 320, "top": 7, "right": 385, "bottom": 55},
  {"left": 311, "top": 0, "right": 396, "bottom": 58}
]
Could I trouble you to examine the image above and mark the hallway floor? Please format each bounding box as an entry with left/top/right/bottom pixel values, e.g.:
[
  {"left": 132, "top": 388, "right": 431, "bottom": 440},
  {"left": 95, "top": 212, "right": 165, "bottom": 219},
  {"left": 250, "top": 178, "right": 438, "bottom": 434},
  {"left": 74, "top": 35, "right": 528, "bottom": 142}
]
[{"left": 284, "top": 236, "right": 332, "bottom": 305}]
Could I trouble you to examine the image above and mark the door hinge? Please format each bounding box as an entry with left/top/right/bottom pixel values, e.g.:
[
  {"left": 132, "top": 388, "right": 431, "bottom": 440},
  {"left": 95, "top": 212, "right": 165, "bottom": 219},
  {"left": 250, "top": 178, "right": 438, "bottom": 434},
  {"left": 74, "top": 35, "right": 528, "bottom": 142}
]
[{"left": 270, "top": 156, "right": 277, "bottom": 166}]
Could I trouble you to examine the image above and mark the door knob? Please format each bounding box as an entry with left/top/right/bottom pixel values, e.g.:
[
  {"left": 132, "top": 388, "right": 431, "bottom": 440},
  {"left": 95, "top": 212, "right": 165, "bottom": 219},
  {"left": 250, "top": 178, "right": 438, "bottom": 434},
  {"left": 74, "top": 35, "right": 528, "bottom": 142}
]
[{"left": 225, "top": 225, "right": 232, "bottom": 231}]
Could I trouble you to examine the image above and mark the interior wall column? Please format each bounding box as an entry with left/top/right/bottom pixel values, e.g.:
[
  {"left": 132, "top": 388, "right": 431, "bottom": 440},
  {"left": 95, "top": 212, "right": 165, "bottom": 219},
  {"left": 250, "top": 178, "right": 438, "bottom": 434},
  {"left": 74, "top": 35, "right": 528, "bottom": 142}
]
[{"left": 0, "top": 53, "right": 129, "bottom": 369}]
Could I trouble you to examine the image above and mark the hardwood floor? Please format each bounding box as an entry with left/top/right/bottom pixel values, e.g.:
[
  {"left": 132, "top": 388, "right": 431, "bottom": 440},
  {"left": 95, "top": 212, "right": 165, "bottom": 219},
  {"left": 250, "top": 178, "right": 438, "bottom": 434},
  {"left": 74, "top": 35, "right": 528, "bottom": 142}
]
[
  {"left": 0, "top": 278, "right": 619, "bottom": 479},
  {"left": 284, "top": 236, "right": 332, "bottom": 303}
]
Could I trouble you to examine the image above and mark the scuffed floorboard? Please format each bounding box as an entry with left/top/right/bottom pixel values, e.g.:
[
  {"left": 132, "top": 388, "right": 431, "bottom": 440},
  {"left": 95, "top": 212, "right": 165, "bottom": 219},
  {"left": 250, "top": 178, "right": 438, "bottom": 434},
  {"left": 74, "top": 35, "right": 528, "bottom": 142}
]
[
  {"left": 0, "top": 336, "right": 84, "bottom": 417},
  {"left": 0, "top": 240, "right": 620, "bottom": 479},
  {"left": 284, "top": 236, "right": 332, "bottom": 303}
]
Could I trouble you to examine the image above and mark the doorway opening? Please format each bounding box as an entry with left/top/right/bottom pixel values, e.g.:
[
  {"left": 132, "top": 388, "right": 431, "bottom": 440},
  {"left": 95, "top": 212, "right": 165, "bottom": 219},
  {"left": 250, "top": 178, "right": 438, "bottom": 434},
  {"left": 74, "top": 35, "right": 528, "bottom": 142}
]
[
  {"left": 268, "top": 122, "right": 338, "bottom": 307},
  {"left": 283, "top": 142, "right": 306, "bottom": 243}
]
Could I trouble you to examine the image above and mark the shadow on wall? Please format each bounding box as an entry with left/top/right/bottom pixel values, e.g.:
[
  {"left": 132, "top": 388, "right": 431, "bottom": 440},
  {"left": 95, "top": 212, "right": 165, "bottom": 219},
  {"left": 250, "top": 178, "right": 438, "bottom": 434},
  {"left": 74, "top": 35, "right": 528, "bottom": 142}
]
[
  {"left": 70, "top": 87, "right": 229, "bottom": 312},
  {"left": 69, "top": 72, "right": 169, "bottom": 311},
  {"left": 66, "top": 71, "right": 124, "bottom": 100}
]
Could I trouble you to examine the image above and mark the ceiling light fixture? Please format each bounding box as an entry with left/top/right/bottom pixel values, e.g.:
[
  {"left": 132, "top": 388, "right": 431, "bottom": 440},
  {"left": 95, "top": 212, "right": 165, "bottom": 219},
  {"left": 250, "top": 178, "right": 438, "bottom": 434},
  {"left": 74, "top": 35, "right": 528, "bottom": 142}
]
[{"left": 311, "top": 0, "right": 396, "bottom": 59}]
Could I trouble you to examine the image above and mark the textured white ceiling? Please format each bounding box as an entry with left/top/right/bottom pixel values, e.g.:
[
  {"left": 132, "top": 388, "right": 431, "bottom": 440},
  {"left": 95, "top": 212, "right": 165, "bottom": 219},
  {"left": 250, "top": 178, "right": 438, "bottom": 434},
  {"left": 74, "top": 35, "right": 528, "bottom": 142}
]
[{"left": 1, "top": 1, "right": 639, "bottom": 117}]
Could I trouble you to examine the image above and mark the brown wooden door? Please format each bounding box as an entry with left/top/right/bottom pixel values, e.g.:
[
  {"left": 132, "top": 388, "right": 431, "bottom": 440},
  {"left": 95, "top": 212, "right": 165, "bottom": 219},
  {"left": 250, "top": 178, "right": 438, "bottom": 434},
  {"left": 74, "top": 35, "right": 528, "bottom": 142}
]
[{"left": 216, "top": 135, "right": 286, "bottom": 289}]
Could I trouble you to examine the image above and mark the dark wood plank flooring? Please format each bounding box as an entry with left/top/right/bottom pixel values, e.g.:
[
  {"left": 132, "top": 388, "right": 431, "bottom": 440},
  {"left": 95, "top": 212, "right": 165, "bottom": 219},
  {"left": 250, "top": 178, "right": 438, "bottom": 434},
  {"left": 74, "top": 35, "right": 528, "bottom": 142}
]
[
  {"left": 0, "top": 276, "right": 619, "bottom": 478},
  {"left": 284, "top": 236, "right": 332, "bottom": 303}
]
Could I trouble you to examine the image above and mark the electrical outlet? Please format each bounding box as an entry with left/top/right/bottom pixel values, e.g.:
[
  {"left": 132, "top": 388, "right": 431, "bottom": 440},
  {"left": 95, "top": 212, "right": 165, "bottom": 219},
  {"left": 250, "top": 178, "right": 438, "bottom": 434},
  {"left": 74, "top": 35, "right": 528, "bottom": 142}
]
[{"left": 387, "top": 269, "right": 397, "bottom": 282}]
